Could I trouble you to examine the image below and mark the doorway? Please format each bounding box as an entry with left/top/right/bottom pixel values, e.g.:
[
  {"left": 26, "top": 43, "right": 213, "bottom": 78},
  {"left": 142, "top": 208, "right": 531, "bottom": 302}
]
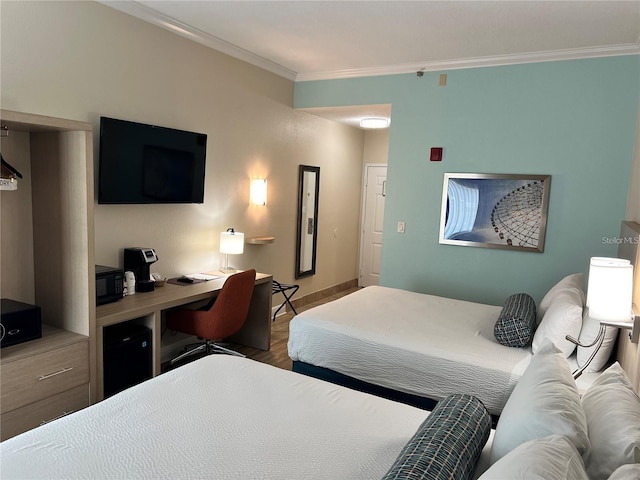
[{"left": 359, "top": 165, "right": 387, "bottom": 287}]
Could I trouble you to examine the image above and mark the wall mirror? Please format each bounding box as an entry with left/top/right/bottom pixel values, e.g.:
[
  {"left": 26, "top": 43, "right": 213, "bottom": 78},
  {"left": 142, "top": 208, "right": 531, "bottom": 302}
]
[{"left": 296, "top": 165, "right": 320, "bottom": 278}]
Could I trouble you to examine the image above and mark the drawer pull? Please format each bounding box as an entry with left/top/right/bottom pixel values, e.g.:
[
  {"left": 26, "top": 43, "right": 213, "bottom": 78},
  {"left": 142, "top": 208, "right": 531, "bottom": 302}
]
[
  {"left": 40, "top": 411, "right": 74, "bottom": 425},
  {"left": 38, "top": 367, "right": 73, "bottom": 381}
]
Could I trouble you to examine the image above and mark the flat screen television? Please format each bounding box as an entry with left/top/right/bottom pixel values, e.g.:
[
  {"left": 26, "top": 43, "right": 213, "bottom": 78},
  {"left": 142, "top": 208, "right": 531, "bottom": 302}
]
[{"left": 98, "top": 117, "right": 207, "bottom": 204}]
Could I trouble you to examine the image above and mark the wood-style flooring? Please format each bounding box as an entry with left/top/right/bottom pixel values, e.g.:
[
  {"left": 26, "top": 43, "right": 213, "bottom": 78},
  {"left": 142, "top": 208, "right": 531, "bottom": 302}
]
[{"left": 228, "top": 286, "right": 360, "bottom": 370}]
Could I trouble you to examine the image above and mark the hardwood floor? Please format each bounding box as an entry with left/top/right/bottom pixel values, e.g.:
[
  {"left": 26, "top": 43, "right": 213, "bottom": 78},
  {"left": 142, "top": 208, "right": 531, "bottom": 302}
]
[
  {"left": 162, "top": 285, "right": 360, "bottom": 373},
  {"left": 229, "top": 286, "right": 360, "bottom": 370}
]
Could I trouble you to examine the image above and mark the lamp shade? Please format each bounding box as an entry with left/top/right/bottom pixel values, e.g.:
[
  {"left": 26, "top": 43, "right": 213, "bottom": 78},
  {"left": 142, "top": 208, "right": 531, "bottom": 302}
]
[
  {"left": 586, "top": 257, "right": 633, "bottom": 322},
  {"left": 220, "top": 229, "right": 244, "bottom": 255}
]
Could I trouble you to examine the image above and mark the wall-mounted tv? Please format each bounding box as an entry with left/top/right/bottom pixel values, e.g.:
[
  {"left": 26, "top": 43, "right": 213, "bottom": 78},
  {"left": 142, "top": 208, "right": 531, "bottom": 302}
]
[{"left": 98, "top": 117, "right": 207, "bottom": 204}]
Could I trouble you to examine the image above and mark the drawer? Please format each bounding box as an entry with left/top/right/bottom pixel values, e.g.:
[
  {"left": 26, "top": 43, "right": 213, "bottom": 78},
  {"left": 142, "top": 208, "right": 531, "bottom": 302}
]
[
  {"left": 0, "top": 384, "right": 89, "bottom": 441},
  {"left": 1, "top": 340, "right": 88, "bottom": 413}
]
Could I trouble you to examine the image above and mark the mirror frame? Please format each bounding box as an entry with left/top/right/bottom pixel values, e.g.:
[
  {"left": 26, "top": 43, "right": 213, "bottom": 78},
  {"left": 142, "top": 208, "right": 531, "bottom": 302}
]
[{"left": 295, "top": 165, "right": 320, "bottom": 278}]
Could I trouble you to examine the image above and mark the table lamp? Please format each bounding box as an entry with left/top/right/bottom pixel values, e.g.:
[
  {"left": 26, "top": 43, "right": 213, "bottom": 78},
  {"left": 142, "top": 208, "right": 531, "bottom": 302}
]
[{"left": 220, "top": 228, "right": 244, "bottom": 273}]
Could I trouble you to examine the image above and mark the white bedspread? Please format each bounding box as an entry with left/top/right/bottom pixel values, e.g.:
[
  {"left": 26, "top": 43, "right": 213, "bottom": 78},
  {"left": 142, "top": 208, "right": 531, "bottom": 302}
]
[
  {"left": 1, "top": 355, "right": 436, "bottom": 480},
  {"left": 288, "top": 285, "right": 533, "bottom": 415}
]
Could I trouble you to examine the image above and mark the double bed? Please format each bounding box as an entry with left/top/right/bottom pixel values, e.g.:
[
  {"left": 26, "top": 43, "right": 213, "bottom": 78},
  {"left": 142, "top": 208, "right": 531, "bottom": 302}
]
[
  {"left": 0, "top": 354, "right": 480, "bottom": 479},
  {"left": 288, "top": 283, "right": 599, "bottom": 416},
  {"left": 289, "top": 286, "right": 529, "bottom": 415},
  {"left": 2, "top": 348, "right": 637, "bottom": 480}
]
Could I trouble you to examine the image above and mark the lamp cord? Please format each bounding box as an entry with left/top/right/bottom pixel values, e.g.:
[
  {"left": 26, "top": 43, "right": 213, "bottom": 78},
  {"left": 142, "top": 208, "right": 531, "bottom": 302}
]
[{"left": 565, "top": 324, "right": 606, "bottom": 380}]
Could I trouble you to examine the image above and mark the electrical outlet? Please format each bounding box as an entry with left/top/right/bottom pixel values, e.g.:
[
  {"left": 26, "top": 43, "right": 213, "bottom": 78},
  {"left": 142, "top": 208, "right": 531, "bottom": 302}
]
[{"left": 397, "top": 221, "right": 405, "bottom": 233}]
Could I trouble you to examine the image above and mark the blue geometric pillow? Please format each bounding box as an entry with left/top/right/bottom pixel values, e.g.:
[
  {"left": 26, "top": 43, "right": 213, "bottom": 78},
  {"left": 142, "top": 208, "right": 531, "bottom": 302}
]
[
  {"left": 382, "top": 394, "right": 491, "bottom": 480},
  {"left": 494, "top": 293, "right": 537, "bottom": 348}
]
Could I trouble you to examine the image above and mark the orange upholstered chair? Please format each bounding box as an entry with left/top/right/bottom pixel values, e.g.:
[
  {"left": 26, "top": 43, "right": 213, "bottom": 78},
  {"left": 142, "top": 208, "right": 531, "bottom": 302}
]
[{"left": 166, "top": 269, "right": 256, "bottom": 365}]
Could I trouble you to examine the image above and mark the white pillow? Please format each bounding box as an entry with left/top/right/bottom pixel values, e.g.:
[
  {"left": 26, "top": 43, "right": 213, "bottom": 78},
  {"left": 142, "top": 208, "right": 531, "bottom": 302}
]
[
  {"left": 607, "top": 464, "right": 640, "bottom": 480},
  {"left": 576, "top": 309, "right": 618, "bottom": 372},
  {"left": 538, "top": 273, "right": 585, "bottom": 322},
  {"left": 581, "top": 362, "right": 640, "bottom": 480},
  {"left": 490, "top": 340, "right": 589, "bottom": 465},
  {"left": 532, "top": 287, "right": 584, "bottom": 357},
  {"left": 479, "top": 435, "right": 588, "bottom": 480}
]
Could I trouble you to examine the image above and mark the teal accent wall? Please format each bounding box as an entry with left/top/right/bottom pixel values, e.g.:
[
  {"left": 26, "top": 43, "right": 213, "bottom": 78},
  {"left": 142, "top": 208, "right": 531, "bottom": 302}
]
[{"left": 295, "top": 56, "right": 640, "bottom": 305}]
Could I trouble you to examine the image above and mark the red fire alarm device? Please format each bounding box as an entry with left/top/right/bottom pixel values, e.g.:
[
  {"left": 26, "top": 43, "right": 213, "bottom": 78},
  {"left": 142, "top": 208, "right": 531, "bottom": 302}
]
[{"left": 430, "top": 147, "right": 443, "bottom": 162}]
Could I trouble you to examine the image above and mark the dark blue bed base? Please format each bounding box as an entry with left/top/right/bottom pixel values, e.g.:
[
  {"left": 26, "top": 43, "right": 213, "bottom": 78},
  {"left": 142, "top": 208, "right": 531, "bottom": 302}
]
[
  {"left": 292, "top": 360, "right": 438, "bottom": 410},
  {"left": 292, "top": 360, "right": 500, "bottom": 427}
]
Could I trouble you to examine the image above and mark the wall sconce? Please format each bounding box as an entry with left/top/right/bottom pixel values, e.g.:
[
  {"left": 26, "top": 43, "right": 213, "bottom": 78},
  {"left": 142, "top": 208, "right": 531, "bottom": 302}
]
[
  {"left": 567, "top": 257, "right": 638, "bottom": 378},
  {"left": 250, "top": 178, "right": 267, "bottom": 206},
  {"left": 219, "top": 228, "right": 244, "bottom": 273}
]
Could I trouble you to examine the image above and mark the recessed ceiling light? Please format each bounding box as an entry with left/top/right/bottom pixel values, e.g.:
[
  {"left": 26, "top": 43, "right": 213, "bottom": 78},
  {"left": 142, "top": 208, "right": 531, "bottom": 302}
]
[{"left": 360, "top": 117, "right": 390, "bottom": 129}]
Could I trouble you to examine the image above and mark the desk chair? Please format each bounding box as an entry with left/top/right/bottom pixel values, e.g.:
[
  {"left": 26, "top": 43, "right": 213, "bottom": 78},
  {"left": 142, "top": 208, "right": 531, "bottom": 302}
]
[{"left": 167, "top": 269, "right": 256, "bottom": 365}]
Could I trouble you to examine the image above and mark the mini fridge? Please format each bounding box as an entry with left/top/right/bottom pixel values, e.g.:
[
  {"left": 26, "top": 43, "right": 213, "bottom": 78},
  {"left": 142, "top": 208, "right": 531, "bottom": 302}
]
[{"left": 103, "top": 322, "right": 152, "bottom": 398}]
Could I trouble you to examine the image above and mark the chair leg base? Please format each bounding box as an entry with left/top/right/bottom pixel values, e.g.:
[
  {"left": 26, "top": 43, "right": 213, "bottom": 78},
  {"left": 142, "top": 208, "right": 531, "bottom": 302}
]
[
  {"left": 170, "top": 343, "right": 207, "bottom": 365},
  {"left": 209, "top": 343, "right": 245, "bottom": 357},
  {"left": 169, "top": 340, "right": 245, "bottom": 365}
]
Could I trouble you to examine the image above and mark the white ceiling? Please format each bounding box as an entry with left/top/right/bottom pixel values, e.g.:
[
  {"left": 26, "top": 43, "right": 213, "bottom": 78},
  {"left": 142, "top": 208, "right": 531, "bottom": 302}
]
[{"left": 103, "top": 1, "right": 640, "bottom": 128}]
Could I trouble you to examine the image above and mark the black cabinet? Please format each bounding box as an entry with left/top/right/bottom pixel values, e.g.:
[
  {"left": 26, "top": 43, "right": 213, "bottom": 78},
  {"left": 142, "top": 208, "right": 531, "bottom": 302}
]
[{"left": 103, "top": 322, "right": 152, "bottom": 398}]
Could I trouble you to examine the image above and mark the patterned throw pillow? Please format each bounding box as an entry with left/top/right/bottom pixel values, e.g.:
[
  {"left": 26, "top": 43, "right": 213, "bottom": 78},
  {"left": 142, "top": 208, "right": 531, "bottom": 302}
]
[
  {"left": 494, "top": 293, "right": 537, "bottom": 347},
  {"left": 382, "top": 394, "right": 491, "bottom": 480}
]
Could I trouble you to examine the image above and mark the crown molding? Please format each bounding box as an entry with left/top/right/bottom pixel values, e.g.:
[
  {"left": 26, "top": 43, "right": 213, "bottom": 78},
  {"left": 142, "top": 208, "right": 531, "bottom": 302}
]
[
  {"left": 296, "top": 42, "right": 640, "bottom": 82},
  {"left": 102, "top": 1, "right": 639, "bottom": 83},
  {"left": 100, "top": 1, "right": 297, "bottom": 81}
]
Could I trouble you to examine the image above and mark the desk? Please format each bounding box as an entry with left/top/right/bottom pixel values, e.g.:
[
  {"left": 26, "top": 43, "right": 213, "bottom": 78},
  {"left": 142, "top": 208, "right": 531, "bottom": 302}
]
[{"left": 95, "top": 272, "right": 272, "bottom": 401}]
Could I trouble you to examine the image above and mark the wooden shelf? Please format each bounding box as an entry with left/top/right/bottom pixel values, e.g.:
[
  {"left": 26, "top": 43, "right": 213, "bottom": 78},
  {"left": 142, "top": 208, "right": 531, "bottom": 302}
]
[{"left": 246, "top": 236, "right": 275, "bottom": 245}]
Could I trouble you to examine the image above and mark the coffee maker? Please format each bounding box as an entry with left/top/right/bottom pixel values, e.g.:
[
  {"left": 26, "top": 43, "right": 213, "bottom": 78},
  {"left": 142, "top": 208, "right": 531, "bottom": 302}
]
[{"left": 124, "top": 248, "right": 158, "bottom": 293}]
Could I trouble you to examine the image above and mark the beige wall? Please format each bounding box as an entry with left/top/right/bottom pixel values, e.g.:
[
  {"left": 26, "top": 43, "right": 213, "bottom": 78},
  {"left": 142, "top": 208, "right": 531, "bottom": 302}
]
[
  {"left": 0, "top": 1, "right": 365, "bottom": 299},
  {"left": 363, "top": 129, "right": 390, "bottom": 165},
  {"left": 617, "top": 100, "right": 640, "bottom": 391},
  {"left": 0, "top": 132, "right": 35, "bottom": 303}
]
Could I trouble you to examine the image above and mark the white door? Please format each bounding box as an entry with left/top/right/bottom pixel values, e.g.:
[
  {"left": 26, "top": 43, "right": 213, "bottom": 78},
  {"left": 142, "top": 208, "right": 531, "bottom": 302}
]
[{"left": 359, "top": 165, "right": 387, "bottom": 287}]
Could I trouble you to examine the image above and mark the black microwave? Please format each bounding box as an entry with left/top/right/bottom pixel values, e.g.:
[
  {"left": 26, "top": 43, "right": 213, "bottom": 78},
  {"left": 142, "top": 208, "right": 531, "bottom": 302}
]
[{"left": 96, "top": 265, "right": 124, "bottom": 306}]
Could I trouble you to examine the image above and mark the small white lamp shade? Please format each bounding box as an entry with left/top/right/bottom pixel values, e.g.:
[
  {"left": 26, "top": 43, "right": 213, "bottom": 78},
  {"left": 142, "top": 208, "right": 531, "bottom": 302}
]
[
  {"left": 586, "top": 257, "right": 633, "bottom": 322},
  {"left": 250, "top": 178, "right": 267, "bottom": 206},
  {"left": 220, "top": 228, "right": 244, "bottom": 273},
  {"left": 220, "top": 229, "right": 244, "bottom": 255}
]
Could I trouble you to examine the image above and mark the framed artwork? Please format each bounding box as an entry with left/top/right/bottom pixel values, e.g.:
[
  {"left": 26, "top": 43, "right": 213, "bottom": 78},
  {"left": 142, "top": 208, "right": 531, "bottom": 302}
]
[{"left": 439, "top": 173, "right": 551, "bottom": 253}]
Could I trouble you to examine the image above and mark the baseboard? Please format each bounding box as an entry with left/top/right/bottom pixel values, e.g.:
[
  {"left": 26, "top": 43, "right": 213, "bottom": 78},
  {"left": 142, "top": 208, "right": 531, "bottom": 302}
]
[
  {"left": 271, "top": 278, "right": 358, "bottom": 319},
  {"left": 290, "top": 278, "right": 358, "bottom": 311}
]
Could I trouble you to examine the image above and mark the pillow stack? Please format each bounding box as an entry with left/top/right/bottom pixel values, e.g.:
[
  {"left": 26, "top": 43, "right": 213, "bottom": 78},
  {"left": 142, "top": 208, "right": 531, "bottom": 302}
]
[
  {"left": 532, "top": 273, "right": 585, "bottom": 357},
  {"left": 488, "top": 340, "right": 589, "bottom": 465},
  {"left": 580, "top": 363, "right": 640, "bottom": 480},
  {"left": 478, "top": 341, "right": 640, "bottom": 480}
]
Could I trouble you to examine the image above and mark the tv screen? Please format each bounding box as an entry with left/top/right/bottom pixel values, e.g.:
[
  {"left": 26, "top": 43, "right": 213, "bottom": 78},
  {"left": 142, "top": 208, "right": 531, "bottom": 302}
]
[{"left": 98, "top": 117, "right": 207, "bottom": 204}]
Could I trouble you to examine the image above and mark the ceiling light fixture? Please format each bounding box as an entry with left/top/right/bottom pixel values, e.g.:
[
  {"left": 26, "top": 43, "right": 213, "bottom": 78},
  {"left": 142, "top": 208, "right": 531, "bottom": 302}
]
[{"left": 360, "top": 117, "right": 390, "bottom": 129}]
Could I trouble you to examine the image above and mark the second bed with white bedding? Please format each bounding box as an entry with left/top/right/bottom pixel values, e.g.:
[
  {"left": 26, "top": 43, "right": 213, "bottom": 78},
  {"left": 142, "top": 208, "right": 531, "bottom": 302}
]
[
  {"left": 1, "top": 355, "right": 435, "bottom": 479},
  {"left": 288, "top": 285, "right": 534, "bottom": 415}
]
